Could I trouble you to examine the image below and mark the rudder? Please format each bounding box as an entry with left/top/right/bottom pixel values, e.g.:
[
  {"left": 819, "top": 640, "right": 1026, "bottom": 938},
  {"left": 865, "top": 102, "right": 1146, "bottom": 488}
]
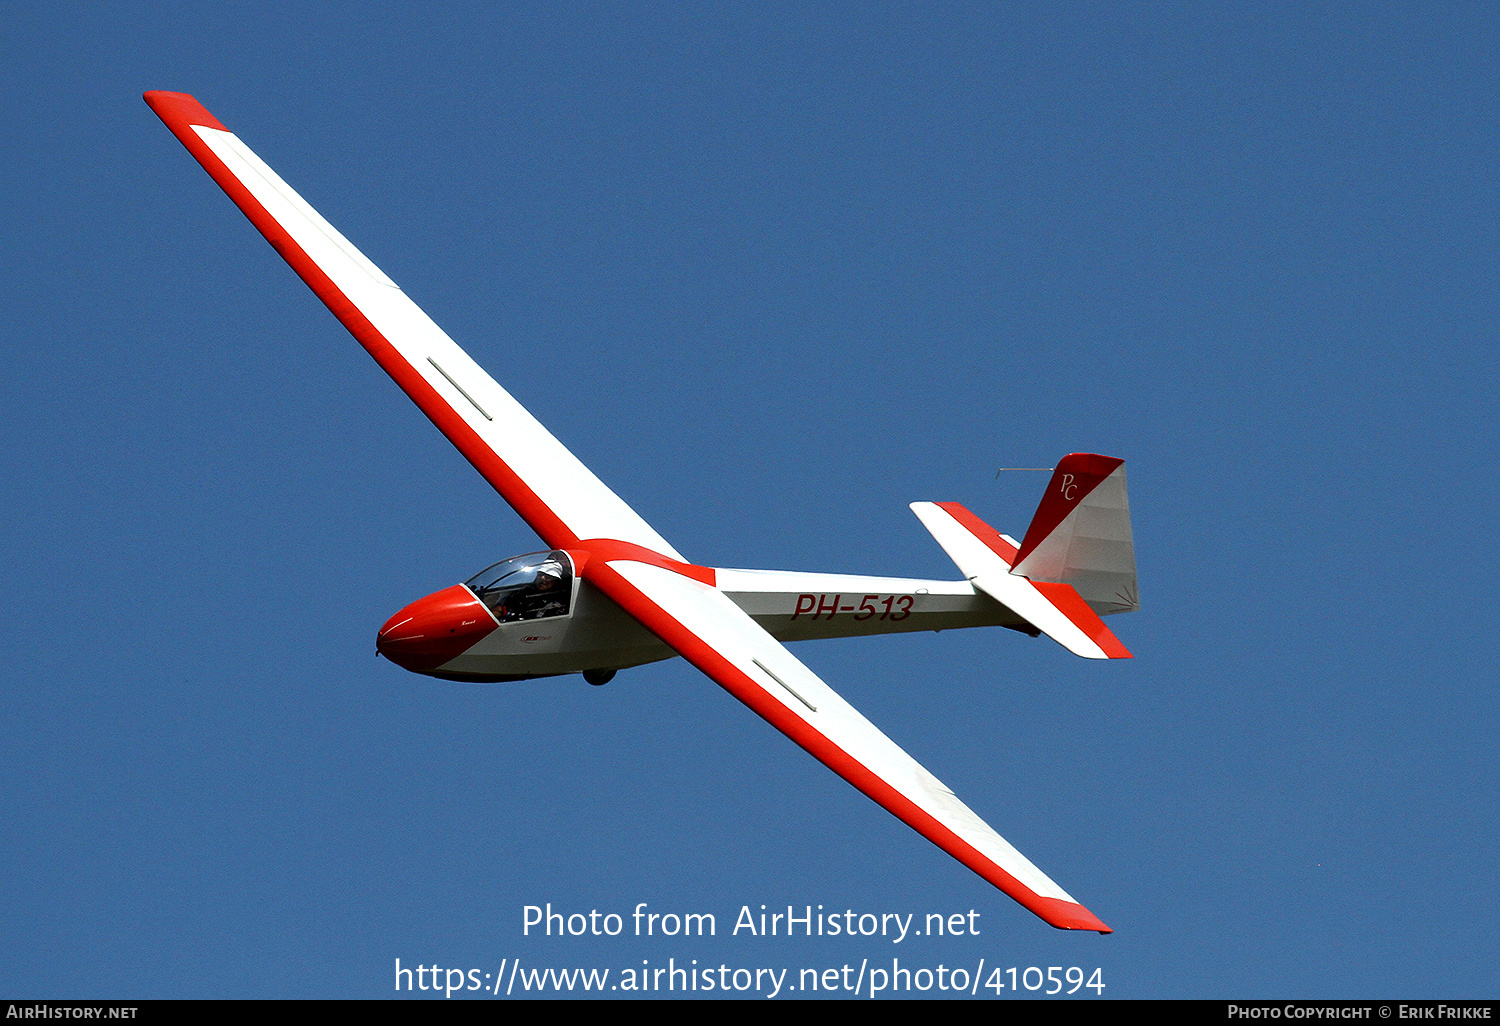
[{"left": 1011, "top": 454, "right": 1138, "bottom": 615}]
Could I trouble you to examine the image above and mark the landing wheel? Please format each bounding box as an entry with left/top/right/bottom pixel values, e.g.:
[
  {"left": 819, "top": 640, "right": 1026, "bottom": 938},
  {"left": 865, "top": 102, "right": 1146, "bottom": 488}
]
[{"left": 583, "top": 668, "right": 617, "bottom": 686}]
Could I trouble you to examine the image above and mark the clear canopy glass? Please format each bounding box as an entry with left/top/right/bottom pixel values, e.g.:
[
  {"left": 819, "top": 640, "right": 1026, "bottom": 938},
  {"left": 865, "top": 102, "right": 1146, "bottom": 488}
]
[{"left": 463, "top": 550, "right": 573, "bottom": 623}]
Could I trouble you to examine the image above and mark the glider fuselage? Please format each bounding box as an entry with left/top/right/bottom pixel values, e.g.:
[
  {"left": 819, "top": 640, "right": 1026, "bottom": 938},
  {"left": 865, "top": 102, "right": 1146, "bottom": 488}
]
[{"left": 380, "top": 560, "right": 1028, "bottom": 682}]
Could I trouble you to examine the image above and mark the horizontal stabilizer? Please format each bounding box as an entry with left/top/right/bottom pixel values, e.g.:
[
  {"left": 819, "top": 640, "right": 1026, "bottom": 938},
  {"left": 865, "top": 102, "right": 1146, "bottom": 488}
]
[{"left": 912, "top": 502, "right": 1131, "bottom": 659}]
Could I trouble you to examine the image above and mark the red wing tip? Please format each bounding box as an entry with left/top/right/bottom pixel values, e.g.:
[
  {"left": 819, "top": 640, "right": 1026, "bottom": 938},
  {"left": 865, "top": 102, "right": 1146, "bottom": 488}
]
[
  {"left": 142, "top": 91, "right": 227, "bottom": 132},
  {"left": 1032, "top": 897, "right": 1112, "bottom": 933}
]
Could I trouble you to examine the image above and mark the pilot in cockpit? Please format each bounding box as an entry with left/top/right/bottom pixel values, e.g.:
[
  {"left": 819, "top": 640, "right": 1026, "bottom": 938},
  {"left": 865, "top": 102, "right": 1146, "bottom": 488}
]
[{"left": 516, "top": 568, "right": 568, "bottom": 620}]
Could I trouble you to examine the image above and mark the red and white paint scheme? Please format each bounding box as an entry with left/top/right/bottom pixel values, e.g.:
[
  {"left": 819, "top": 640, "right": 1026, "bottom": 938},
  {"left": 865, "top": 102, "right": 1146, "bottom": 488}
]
[{"left": 146, "top": 91, "right": 1140, "bottom": 934}]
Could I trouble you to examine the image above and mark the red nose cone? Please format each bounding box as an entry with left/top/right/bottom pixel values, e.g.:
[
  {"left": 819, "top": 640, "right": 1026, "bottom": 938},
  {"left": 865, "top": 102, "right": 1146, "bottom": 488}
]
[{"left": 377, "top": 585, "right": 497, "bottom": 672}]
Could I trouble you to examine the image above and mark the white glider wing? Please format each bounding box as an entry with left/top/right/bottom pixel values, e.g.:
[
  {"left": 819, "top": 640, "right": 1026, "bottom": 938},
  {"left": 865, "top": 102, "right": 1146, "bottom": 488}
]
[
  {"left": 148, "top": 92, "right": 1110, "bottom": 932},
  {"left": 586, "top": 557, "right": 1112, "bottom": 932},
  {"left": 144, "top": 91, "right": 682, "bottom": 560}
]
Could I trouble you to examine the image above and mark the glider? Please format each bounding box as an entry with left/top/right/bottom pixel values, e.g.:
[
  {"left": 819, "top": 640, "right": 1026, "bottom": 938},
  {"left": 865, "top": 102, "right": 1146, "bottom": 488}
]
[{"left": 145, "top": 91, "right": 1139, "bottom": 933}]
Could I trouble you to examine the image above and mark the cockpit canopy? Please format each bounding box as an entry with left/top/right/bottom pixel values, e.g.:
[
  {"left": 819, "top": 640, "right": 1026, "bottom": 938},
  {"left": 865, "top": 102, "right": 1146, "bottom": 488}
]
[{"left": 464, "top": 550, "right": 573, "bottom": 623}]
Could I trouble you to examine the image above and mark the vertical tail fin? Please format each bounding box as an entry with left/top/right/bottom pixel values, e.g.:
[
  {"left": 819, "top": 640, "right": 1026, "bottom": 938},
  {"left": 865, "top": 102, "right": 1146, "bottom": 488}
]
[{"left": 1012, "top": 454, "right": 1138, "bottom": 615}]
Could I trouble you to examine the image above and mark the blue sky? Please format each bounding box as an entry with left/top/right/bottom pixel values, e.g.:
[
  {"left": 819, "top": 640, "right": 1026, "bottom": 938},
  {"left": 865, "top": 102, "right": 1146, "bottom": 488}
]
[{"left": 2, "top": 1, "right": 1497, "bottom": 999}]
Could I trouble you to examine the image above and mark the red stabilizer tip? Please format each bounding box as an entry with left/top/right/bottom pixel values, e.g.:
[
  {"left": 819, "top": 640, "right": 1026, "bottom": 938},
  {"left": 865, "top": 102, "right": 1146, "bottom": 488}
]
[{"left": 1030, "top": 581, "right": 1133, "bottom": 659}]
